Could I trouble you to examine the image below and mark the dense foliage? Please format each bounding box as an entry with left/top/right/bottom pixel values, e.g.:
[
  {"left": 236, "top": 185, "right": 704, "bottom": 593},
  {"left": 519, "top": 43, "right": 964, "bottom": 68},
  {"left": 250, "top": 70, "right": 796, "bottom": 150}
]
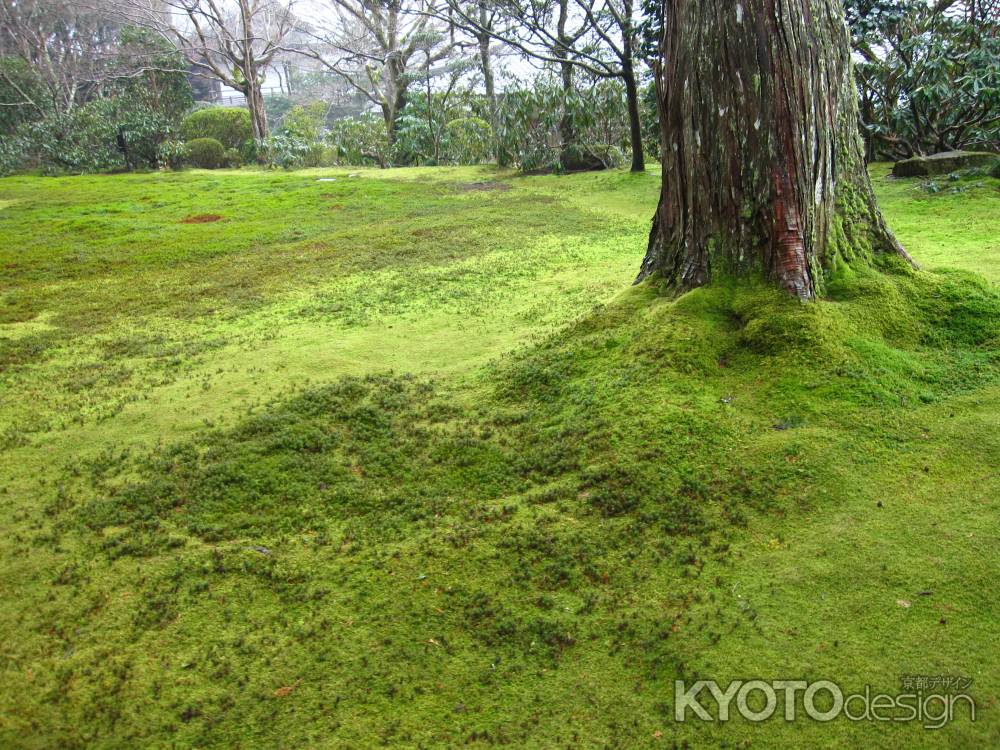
[
  {"left": 17, "top": 97, "right": 174, "bottom": 173},
  {"left": 156, "top": 139, "right": 188, "bottom": 170},
  {"left": 296, "top": 79, "right": 654, "bottom": 172},
  {"left": 0, "top": 58, "right": 46, "bottom": 135},
  {"left": 0, "top": 27, "right": 191, "bottom": 174},
  {"left": 495, "top": 78, "right": 638, "bottom": 172},
  {"left": 5, "top": 1, "right": 998, "bottom": 175},
  {"left": 846, "top": 0, "right": 1000, "bottom": 159},
  {"left": 179, "top": 107, "right": 253, "bottom": 151},
  {"left": 326, "top": 113, "right": 392, "bottom": 167},
  {"left": 184, "top": 137, "right": 225, "bottom": 169}
]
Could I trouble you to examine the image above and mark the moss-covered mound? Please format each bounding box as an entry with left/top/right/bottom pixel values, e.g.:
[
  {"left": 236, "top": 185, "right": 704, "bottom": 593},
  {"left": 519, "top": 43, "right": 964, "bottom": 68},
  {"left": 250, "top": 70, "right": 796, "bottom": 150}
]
[
  {"left": 2, "top": 165, "right": 998, "bottom": 749},
  {"left": 41, "top": 263, "right": 1000, "bottom": 748}
]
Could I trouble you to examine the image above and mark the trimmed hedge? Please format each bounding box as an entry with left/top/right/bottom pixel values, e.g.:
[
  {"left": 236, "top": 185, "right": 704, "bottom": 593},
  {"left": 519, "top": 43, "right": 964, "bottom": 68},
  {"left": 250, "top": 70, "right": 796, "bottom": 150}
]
[
  {"left": 184, "top": 138, "right": 225, "bottom": 169},
  {"left": 180, "top": 107, "right": 252, "bottom": 150}
]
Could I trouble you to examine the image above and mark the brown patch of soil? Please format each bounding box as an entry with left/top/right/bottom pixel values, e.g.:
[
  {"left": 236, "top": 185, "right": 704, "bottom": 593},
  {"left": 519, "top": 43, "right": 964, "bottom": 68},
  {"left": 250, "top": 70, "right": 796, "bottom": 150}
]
[{"left": 180, "top": 213, "right": 224, "bottom": 224}]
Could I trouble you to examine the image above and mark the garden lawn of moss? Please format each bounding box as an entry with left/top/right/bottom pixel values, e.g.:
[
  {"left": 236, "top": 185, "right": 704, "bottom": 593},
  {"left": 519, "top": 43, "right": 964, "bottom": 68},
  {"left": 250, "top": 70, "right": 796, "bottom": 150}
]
[{"left": 0, "top": 165, "right": 998, "bottom": 749}]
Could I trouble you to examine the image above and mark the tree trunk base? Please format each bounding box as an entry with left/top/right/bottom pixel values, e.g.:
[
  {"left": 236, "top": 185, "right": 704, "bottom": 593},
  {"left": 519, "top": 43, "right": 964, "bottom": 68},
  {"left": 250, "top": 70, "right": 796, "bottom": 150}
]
[{"left": 638, "top": 0, "right": 917, "bottom": 301}]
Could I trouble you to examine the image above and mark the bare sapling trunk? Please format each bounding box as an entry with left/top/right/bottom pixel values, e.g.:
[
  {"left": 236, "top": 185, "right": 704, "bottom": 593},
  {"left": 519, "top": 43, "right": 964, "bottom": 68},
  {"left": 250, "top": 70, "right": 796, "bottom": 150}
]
[{"left": 638, "top": 0, "right": 915, "bottom": 299}]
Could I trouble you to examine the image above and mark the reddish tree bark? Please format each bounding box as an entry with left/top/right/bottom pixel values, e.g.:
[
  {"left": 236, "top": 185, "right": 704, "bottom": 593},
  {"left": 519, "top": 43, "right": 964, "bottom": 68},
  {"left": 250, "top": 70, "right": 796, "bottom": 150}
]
[{"left": 638, "top": 0, "right": 916, "bottom": 299}]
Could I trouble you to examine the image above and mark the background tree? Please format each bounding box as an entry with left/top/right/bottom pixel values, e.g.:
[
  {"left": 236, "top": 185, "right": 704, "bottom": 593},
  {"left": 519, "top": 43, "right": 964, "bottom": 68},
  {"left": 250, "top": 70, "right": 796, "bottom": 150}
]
[
  {"left": 493, "top": 74, "right": 634, "bottom": 170},
  {"left": 0, "top": 0, "right": 121, "bottom": 115},
  {"left": 443, "top": 0, "right": 647, "bottom": 172},
  {"left": 120, "top": 0, "right": 296, "bottom": 143},
  {"left": 300, "top": 0, "right": 455, "bottom": 148},
  {"left": 638, "top": 0, "right": 915, "bottom": 300},
  {"left": 0, "top": 57, "right": 46, "bottom": 134},
  {"left": 113, "top": 26, "right": 194, "bottom": 123},
  {"left": 407, "top": 54, "right": 478, "bottom": 163},
  {"left": 846, "top": 0, "right": 1000, "bottom": 160},
  {"left": 467, "top": 0, "right": 505, "bottom": 163},
  {"left": 0, "top": 0, "right": 193, "bottom": 173}
]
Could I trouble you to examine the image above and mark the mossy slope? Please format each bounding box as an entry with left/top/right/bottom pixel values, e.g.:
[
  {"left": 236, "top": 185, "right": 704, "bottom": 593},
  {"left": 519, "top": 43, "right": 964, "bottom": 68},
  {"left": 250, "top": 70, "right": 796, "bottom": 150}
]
[
  {"left": 10, "top": 262, "right": 996, "bottom": 749},
  {"left": 1, "top": 165, "right": 998, "bottom": 748}
]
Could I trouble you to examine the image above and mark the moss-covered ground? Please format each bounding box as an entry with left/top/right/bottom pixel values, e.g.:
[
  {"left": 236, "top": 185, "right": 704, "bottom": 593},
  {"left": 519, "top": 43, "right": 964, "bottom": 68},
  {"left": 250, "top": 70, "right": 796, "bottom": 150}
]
[{"left": 0, "top": 164, "right": 998, "bottom": 748}]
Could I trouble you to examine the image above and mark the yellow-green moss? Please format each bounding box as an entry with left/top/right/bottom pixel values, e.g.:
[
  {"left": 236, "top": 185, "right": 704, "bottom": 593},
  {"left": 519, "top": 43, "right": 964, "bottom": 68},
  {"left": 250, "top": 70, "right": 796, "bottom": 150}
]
[{"left": 1, "top": 165, "right": 998, "bottom": 749}]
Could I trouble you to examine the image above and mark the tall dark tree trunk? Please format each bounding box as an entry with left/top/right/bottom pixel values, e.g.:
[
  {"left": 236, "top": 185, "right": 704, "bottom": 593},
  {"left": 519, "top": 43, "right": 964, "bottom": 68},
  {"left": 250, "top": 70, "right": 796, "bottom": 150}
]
[
  {"left": 479, "top": 31, "right": 496, "bottom": 118},
  {"left": 638, "top": 0, "right": 915, "bottom": 299},
  {"left": 622, "top": 55, "right": 645, "bottom": 173},
  {"left": 621, "top": 0, "right": 645, "bottom": 173}
]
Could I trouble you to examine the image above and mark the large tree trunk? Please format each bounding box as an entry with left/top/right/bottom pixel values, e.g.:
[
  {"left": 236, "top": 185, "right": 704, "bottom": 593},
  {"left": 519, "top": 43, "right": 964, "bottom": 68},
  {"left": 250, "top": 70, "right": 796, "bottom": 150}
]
[{"left": 637, "top": 0, "right": 914, "bottom": 299}]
